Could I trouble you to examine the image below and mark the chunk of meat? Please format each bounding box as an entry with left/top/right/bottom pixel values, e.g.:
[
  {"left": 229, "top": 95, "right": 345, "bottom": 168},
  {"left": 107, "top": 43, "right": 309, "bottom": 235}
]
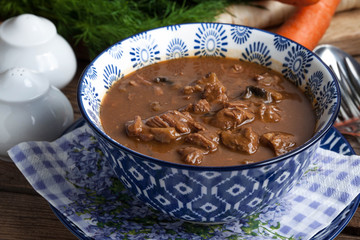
[
  {"left": 126, "top": 115, "right": 143, "bottom": 137},
  {"left": 210, "top": 106, "right": 255, "bottom": 130},
  {"left": 125, "top": 111, "right": 204, "bottom": 143},
  {"left": 254, "top": 72, "right": 281, "bottom": 87},
  {"left": 224, "top": 100, "right": 249, "bottom": 109},
  {"left": 258, "top": 103, "right": 281, "bottom": 123},
  {"left": 183, "top": 84, "right": 203, "bottom": 95},
  {"left": 177, "top": 147, "right": 205, "bottom": 165},
  {"left": 200, "top": 72, "right": 228, "bottom": 103},
  {"left": 145, "top": 110, "right": 205, "bottom": 134},
  {"left": 184, "top": 72, "right": 228, "bottom": 104},
  {"left": 150, "top": 127, "right": 179, "bottom": 143},
  {"left": 184, "top": 130, "right": 219, "bottom": 152},
  {"left": 125, "top": 116, "right": 154, "bottom": 141},
  {"left": 145, "top": 115, "right": 170, "bottom": 128},
  {"left": 266, "top": 89, "right": 283, "bottom": 101},
  {"left": 260, "top": 132, "right": 296, "bottom": 156},
  {"left": 221, "top": 127, "right": 259, "bottom": 154},
  {"left": 182, "top": 99, "right": 211, "bottom": 114},
  {"left": 150, "top": 101, "right": 162, "bottom": 112}
]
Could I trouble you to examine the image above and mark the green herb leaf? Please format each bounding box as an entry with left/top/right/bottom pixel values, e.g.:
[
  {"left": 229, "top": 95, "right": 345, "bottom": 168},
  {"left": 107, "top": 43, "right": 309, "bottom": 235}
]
[{"left": 0, "top": 0, "right": 251, "bottom": 59}]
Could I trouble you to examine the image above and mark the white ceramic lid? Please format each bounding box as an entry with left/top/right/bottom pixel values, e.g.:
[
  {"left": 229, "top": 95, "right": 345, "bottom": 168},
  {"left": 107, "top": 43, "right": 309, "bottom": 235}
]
[
  {"left": 0, "top": 68, "right": 49, "bottom": 102},
  {"left": 0, "top": 13, "right": 57, "bottom": 46}
]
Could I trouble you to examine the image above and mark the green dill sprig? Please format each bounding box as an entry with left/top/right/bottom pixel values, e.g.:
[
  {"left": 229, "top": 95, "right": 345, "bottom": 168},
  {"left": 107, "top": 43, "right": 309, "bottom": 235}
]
[{"left": 0, "top": 0, "right": 250, "bottom": 59}]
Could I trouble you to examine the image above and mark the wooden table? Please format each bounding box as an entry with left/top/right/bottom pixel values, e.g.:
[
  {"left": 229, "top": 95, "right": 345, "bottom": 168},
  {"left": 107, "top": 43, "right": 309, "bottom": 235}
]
[{"left": 1, "top": 9, "right": 360, "bottom": 240}]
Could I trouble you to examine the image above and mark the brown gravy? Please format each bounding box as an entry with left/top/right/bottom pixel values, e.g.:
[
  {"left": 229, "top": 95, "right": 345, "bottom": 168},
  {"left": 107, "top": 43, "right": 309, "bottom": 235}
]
[{"left": 100, "top": 57, "right": 316, "bottom": 166}]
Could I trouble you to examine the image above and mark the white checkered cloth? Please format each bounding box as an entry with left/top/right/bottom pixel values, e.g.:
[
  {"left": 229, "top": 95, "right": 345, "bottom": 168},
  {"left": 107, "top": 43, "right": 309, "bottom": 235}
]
[{"left": 7, "top": 123, "right": 360, "bottom": 240}]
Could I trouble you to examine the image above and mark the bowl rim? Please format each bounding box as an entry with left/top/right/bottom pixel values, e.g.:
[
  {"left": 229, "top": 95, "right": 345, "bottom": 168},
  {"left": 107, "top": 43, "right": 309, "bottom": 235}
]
[{"left": 77, "top": 22, "right": 341, "bottom": 171}]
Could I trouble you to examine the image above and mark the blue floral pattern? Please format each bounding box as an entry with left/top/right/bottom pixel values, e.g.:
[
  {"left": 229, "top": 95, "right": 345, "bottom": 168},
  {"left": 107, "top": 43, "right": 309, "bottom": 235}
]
[
  {"left": 305, "top": 71, "right": 324, "bottom": 102},
  {"left": 194, "top": 23, "right": 228, "bottom": 57},
  {"left": 231, "top": 25, "right": 252, "bottom": 45},
  {"left": 166, "top": 25, "right": 181, "bottom": 31},
  {"left": 166, "top": 38, "right": 189, "bottom": 59},
  {"left": 80, "top": 77, "right": 100, "bottom": 117},
  {"left": 242, "top": 41, "right": 272, "bottom": 67},
  {"left": 130, "top": 32, "right": 160, "bottom": 69},
  {"left": 282, "top": 45, "right": 313, "bottom": 86},
  {"left": 103, "top": 64, "right": 123, "bottom": 89},
  {"left": 106, "top": 43, "right": 123, "bottom": 59},
  {"left": 274, "top": 35, "right": 290, "bottom": 52},
  {"left": 86, "top": 64, "right": 97, "bottom": 80},
  {"left": 314, "top": 81, "right": 338, "bottom": 119}
]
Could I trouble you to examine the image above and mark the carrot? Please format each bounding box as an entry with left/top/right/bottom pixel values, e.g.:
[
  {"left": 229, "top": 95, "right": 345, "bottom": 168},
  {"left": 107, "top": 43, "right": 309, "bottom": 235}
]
[
  {"left": 274, "top": 0, "right": 320, "bottom": 6},
  {"left": 275, "top": 0, "right": 341, "bottom": 50}
]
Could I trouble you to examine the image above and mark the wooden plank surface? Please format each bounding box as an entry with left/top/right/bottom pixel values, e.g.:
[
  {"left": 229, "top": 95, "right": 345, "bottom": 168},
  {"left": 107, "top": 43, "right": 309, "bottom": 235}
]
[
  {"left": 0, "top": 160, "right": 36, "bottom": 194},
  {"left": 0, "top": 190, "right": 75, "bottom": 240},
  {"left": 320, "top": 9, "right": 360, "bottom": 56}
]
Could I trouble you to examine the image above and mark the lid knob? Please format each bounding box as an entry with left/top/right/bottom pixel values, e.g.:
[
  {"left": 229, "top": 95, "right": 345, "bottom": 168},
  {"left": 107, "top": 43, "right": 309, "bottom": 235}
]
[{"left": 0, "top": 13, "right": 57, "bottom": 46}]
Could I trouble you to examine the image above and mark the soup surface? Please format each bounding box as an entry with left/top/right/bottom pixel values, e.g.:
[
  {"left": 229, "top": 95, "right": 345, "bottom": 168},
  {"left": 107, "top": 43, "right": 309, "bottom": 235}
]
[{"left": 100, "top": 57, "right": 315, "bottom": 166}]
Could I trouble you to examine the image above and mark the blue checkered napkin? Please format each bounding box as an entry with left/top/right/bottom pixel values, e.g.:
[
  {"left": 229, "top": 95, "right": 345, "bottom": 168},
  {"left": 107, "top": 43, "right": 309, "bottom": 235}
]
[
  {"left": 278, "top": 148, "right": 360, "bottom": 239},
  {"left": 7, "top": 124, "right": 360, "bottom": 240},
  {"left": 9, "top": 140, "right": 73, "bottom": 207},
  {"left": 8, "top": 125, "right": 92, "bottom": 227}
]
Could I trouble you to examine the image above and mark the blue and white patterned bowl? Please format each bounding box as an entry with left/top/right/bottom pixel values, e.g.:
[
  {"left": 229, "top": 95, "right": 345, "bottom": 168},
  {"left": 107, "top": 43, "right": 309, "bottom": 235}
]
[{"left": 78, "top": 23, "right": 340, "bottom": 223}]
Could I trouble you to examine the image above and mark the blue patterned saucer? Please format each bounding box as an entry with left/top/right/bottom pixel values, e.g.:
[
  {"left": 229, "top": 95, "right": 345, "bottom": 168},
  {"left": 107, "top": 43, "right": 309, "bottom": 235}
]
[{"left": 50, "top": 118, "right": 360, "bottom": 240}]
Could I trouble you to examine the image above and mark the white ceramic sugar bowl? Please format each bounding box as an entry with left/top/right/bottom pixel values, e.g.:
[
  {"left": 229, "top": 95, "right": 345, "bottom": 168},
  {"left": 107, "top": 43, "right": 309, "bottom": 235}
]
[
  {"left": 0, "top": 68, "right": 74, "bottom": 161},
  {"left": 0, "top": 13, "right": 77, "bottom": 89}
]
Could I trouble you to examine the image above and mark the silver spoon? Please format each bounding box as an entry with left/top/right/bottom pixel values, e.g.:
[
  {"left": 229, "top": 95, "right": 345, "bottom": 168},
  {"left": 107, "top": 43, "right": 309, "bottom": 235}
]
[{"left": 314, "top": 44, "right": 360, "bottom": 122}]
